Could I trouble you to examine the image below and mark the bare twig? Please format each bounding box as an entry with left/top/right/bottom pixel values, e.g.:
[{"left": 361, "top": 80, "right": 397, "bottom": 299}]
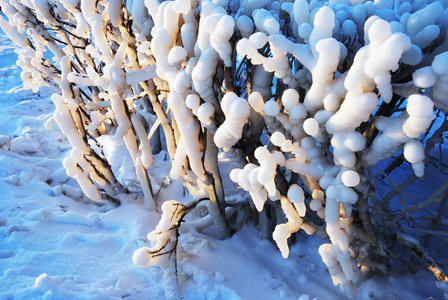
[
  {"left": 391, "top": 180, "right": 448, "bottom": 223},
  {"left": 395, "top": 234, "right": 448, "bottom": 282}
]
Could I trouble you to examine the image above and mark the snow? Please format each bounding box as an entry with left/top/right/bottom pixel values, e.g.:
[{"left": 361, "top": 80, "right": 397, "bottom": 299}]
[
  {"left": 432, "top": 52, "right": 448, "bottom": 75},
  {"left": 303, "top": 118, "right": 320, "bottom": 137},
  {"left": 287, "top": 184, "right": 305, "bottom": 203},
  {"left": 270, "top": 131, "right": 285, "bottom": 147},
  {"left": 236, "top": 15, "right": 254, "bottom": 38},
  {"left": 167, "top": 46, "right": 188, "bottom": 66},
  {"left": 264, "top": 100, "right": 280, "bottom": 116},
  {"left": 197, "top": 102, "right": 215, "bottom": 126},
  {"left": 281, "top": 89, "right": 300, "bottom": 112},
  {"left": 413, "top": 24, "right": 440, "bottom": 49},
  {"left": 342, "top": 19, "right": 357, "bottom": 38},
  {"left": 252, "top": 8, "right": 280, "bottom": 35},
  {"left": 406, "top": 94, "right": 434, "bottom": 119},
  {"left": 0, "top": 14, "right": 444, "bottom": 300},
  {"left": 432, "top": 52, "right": 448, "bottom": 112},
  {"left": 406, "top": 1, "right": 444, "bottom": 38},
  {"left": 211, "top": 14, "right": 235, "bottom": 67},
  {"left": 403, "top": 140, "right": 426, "bottom": 177},
  {"left": 309, "top": 6, "right": 335, "bottom": 56},
  {"left": 413, "top": 66, "right": 437, "bottom": 88},
  {"left": 248, "top": 92, "right": 265, "bottom": 113},
  {"left": 341, "top": 171, "right": 360, "bottom": 187},
  {"left": 404, "top": 95, "right": 434, "bottom": 139},
  {"left": 289, "top": 104, "right": 308, "bottom": 122},
  {"left": 249, "top": 32, "right": 269, "bottom": 49},
  {"left": 214, "top": 92, "right": 251, "bottom": 151},
  {"left": 298, "top": 23, "right": 313, "bottom": 40}
]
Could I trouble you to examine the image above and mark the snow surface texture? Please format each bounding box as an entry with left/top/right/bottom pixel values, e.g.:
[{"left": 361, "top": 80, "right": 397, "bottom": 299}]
[{"left": 1, "top": 0, "right": 448, "bottom": 299}]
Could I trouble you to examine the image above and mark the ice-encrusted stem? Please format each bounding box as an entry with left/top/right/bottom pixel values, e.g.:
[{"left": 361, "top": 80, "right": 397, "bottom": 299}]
[
  {"left": 395, "top": 233, "right": 448, "bottom": 282},
  {"left": 122, "top": 30, "right": 177, "bottom": 161},
  {"left": 162, "top": 257, "right": 182, "bottom": 300},
  {"left": 53, "top": 56, "right": 125, "bottom": 203}
]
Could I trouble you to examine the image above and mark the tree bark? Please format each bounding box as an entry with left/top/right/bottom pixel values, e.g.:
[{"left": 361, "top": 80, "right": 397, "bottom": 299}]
[{"left": 204, "top": 130, "right": 232, "bottom": 238}]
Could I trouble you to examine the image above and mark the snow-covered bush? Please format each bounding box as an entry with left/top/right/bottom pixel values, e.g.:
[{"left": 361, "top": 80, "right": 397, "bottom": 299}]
[{"left": 2, "top": 0, "right": 448, "bottom": 298}]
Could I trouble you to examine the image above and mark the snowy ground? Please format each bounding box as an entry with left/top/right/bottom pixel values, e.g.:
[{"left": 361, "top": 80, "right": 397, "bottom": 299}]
[{"left": 0, "top": 31, "right": 444, "bottom": 300}]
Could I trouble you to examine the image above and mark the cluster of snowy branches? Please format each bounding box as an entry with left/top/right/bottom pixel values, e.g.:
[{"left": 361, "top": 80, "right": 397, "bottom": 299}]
[{"left": 1, "top": 0, "right": 448, "bottom": 298}]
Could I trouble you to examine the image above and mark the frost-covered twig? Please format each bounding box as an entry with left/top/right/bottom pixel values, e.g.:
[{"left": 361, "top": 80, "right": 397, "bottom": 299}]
[
  {"left": 133, "top": 197, "right": 209, "bottom": 299},
  {"left": 395, "top": 234, "right": 448, "bottom": 282}
]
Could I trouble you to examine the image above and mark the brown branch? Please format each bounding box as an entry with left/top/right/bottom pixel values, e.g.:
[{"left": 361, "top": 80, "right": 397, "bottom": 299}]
[
  {"left": 224, "top": 65, "right": 234, "bottom": 93},
  {"left": 246, "top": 58, "right": 252, "bottom": 95},
  {"left": 390, "top": 180, "right": 448, "bottom": 223},
  {"left": 395, "top": 234, "right": 448, "bottom": 282}
]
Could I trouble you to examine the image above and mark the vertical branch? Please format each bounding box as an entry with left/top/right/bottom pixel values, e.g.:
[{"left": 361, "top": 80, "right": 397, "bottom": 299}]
[
  {"left": 123, "top": 39, "right": 178, "bottom": 160},
  {"left": 204, "top": 130, "right": 232, "bottom": 238},
  {"left": 204, "top": 130, "right": 225, "bottom": 204},
  {"left": 356, "top": 196, "right": 377, "bottom": 243}
]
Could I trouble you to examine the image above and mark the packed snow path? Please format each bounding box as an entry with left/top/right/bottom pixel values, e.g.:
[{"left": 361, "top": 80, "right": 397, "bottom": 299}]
[{"left": 0, "top": 30, "right": 443, "bottom": 299}]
